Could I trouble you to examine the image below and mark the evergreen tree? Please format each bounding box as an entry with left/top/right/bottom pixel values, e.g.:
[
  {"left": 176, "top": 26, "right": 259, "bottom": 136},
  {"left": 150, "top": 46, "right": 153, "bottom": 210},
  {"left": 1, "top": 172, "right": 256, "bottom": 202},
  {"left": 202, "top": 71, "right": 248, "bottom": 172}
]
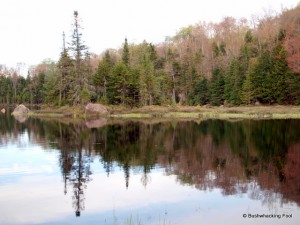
[
  {"left": 139, "top": 55, "right": 157, "bottom": 106},
  {"left": 286, "top": 74, "right": 300, "bottom": 104},
  {"left": 155, "top": 70, "right": 171, "bottom": 105},
  {"left": 34, "top": 72, "right": 46, "bottom": 104},
  {"left": 69, "top": 11, "right": 91, "bottom": 105},
  {"left": 122, "top": 38, "right": 130, "bottom": 66},
  {"left": 271, "top": 44, "right": 289, "bottom": 103},
  {"left": 24, "top": 73, "right": 34, "bottom": 105},
  {"left": 126, "top": 67, "right": 140, "bottom": 107},
  {"left": 241, "top": 59, "right": 256, "bottom": 104},
  {"left": 44, "top": 72, "right": 59, "bottom": 105},
  {"left": 57, "top": 32, "right": 73, "bottom": 106},
  {"left": 251, "top": 49, "right": 273, "bottom": 103},
  {"left": 93, "top": 50, "right": 114, "bottom": 103},
  {"left": 224, "top": 59, "right": 244, "bottom": 105},
  {"left": 193, "top": 77, "right": 209, "bottom": 105},
  {"left": 0, "top": 75, "right": 7, "bottom": 104},
  {"left": 109, "top": 62, "right": 129, "bottom": 104},
  {"left": 0, "top": 75, "right": 12, "bottom": 104},
  {"left": 209, "top": 68, "right": 225, "bottom": 106}
]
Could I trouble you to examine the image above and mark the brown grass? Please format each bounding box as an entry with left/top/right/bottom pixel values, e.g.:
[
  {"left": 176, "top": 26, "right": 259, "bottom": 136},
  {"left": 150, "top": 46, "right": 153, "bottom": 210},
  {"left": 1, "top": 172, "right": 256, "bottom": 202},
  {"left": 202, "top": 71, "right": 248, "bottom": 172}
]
[{"left": 28, "top": 105, "right": 300, "bottom": 119}]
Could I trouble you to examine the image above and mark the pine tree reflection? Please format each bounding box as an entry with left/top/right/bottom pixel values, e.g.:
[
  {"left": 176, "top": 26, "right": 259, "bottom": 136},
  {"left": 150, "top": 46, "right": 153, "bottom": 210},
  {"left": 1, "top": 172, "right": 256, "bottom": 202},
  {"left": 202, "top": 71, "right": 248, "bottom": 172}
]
[
  {"left": 70, "top": 149, "right": 92, "bottom": 217},
  {"left": 2, "top": 113, "right": 300, "bottom": 214},
  {"left": 54, "top": 122, "right": 92, "bottom": 217}
]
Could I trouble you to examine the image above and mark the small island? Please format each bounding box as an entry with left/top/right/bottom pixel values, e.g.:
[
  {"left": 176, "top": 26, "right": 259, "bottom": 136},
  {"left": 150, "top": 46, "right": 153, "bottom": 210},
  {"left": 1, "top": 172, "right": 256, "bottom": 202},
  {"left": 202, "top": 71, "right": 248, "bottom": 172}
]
[{"left": 14, "top": 104, "right": 300, "bottom": 120}]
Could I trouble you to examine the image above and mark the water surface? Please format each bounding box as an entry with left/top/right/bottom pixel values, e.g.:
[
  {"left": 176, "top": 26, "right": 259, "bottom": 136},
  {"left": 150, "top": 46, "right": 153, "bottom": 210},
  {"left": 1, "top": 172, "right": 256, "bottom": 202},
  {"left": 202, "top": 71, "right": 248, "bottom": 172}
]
[{"left": 0, "top": 113, "right": 300, "bottom": 225}]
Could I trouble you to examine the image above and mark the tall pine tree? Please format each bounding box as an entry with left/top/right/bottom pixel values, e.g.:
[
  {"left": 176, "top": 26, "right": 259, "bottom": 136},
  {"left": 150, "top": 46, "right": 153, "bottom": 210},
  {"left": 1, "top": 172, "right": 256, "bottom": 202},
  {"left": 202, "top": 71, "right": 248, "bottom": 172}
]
[{"left": 69, "top": 11, "right": 91, "bottom": 105}]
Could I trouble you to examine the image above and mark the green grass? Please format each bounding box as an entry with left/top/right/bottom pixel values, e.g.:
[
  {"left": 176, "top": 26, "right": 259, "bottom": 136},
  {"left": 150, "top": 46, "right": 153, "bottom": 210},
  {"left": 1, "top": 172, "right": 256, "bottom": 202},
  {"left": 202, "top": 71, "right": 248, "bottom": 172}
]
[
  {"left": 110, "top": 113, "right": 152, "bottom": 118},
  {"left": 271, "top": 113, "right": 300, "bottom": 119},
  {"left": 163, "top": 112, "right": 200, "bottom": 118},
  {"left": 21, "top": 104, "right": 300, "bottom": 120},
  {"left": 28, "top": 111, "right": 65, "bottom": 118}
]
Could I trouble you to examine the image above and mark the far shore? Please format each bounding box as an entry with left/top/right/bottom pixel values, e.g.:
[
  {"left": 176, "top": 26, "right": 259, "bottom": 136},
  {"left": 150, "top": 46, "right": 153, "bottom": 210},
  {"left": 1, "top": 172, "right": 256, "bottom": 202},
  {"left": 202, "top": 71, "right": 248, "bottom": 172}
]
[{"left": 10, "top": 105, "right": 300, "bottom": 120}]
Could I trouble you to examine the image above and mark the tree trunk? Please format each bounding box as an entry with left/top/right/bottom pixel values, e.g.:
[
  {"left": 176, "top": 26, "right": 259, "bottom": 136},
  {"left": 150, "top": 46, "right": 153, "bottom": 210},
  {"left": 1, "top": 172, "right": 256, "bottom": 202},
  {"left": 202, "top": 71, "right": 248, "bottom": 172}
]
[
  {"left": 172, "top": 72, "right": 176, "bottom": 104},
  {"left": 104, "top": 77, "right": 107, "bottom": 99}
]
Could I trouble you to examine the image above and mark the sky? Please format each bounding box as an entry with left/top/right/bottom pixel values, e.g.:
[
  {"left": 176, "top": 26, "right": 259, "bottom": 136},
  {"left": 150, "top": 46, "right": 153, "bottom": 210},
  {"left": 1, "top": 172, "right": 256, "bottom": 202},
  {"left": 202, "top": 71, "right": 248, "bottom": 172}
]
[{"left": 0, "top": 0, "right": 299, "bottom": 71}]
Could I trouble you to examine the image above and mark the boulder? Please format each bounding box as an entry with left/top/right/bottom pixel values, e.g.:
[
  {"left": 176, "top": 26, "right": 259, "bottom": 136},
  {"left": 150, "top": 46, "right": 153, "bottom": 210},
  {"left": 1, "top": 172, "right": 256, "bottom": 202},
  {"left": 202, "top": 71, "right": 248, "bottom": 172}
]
[
  {"left": 254, "top": 101, "right": 261, "bottom": 106},
  {"left": 12, "top": 104, "right": 30, "bottom": 115},
  {"left": 1, "top": 108, "right": 5, "bottom": 113},
  {"left": 203, "top": 104, "right": 212, "bottom": 108},
  {"left": 85, "top": 103, "right": 108, "bottom": 114}
]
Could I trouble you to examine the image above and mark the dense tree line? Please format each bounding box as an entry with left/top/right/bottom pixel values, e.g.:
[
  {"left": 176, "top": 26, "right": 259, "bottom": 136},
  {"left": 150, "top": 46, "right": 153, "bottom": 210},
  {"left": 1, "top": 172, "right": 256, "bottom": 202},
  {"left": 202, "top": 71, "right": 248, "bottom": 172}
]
[{"left": 1, "top": 6, "right": 300, "bottom": 107}]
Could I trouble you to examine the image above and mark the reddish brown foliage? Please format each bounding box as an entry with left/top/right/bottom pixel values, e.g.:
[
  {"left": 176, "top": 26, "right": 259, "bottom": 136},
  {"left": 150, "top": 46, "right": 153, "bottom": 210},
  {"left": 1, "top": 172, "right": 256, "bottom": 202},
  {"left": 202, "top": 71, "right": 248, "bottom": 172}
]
[
  {"left": 283, "top": 142, "right": 300, "bottom": 203},
  {"left": 284, "top": 36, "right": 300, "bottom": 73},
  {"left": 281, "top": 6, "right": 300, "bottom": 73}
]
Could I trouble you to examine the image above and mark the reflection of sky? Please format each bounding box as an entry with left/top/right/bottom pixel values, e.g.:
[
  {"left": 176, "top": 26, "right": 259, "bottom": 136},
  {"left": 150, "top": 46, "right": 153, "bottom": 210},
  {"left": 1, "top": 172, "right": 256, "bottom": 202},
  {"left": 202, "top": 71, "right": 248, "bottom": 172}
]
[
  {"left": 0, "top": 132, "right": 59, "bottom": 185},
  {"left": 0, "top": 132, "right": 300, "bottom": 225}
]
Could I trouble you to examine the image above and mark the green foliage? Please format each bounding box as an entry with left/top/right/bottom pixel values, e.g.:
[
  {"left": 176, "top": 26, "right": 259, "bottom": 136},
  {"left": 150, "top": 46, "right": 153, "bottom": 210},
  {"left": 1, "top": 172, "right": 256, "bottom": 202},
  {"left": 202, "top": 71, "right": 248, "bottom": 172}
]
[
  {"left": 249, "top": 44, "right": 291, "bottom": 104},
  {"left": 93, "top": 50, "right": 114, "bottom": 103},
  {"left": 224, "top": 59, "right": 244, "bottom": 105},
  {"left": 240, "top": 61, "right": 255, "bottom": 104},
  {"left": 212, "top": 42, "right": 226, "bottom": 58},
  {"left": 126, "top": 68, "right": 140, "bottom": 107},
  {"left": 139, "top": 54, "right": 158, "bottom": 106},
  {"left": 1, "top": 76, "right": 13, "bottom": 104},
  {"left": 80, "top": 88, "right": 90, "bottom": 105},
  {"left": 286, "top": 73, "right": 300, "bottom": 104},
  {"left": 108, "top": 62, "right": 129, "bottom": 104},
  {"left": 44, "top": 72, "right": 59, "bottom": 105},
  {"left": 251, "top": 49, "right": 273, "bottom": 103},
  {"left": 57, "top": 42, "right": 73, "bottom": 106},
  {"left": 191, "top": 77, "right": 209, "bottom": 105},
  {"left": 209, "top": 68, "right": 225, "bottom": 106},
  {"left": 244, "top": 30, "right": 253, "bottom": 43},
  {"left": 122, "top": 38, "right": 130, "bottom": 66},
  {"left": 174, "top": 25, "right": 193, "bottom": 40}
]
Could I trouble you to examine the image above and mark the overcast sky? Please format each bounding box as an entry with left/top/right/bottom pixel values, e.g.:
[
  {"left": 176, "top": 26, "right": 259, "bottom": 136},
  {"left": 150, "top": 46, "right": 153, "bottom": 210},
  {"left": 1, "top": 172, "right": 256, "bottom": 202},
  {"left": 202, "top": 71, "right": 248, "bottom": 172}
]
[{"left": 0, "top": 0, "right": 299, "bottom": 69}]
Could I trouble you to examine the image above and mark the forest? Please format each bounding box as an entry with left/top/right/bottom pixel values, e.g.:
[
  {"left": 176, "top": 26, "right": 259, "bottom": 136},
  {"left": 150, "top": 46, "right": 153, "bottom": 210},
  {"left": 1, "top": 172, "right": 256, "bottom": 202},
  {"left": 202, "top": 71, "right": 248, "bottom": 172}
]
[{"left": 0, "top": 5, "right": 300, "bottom": 107}]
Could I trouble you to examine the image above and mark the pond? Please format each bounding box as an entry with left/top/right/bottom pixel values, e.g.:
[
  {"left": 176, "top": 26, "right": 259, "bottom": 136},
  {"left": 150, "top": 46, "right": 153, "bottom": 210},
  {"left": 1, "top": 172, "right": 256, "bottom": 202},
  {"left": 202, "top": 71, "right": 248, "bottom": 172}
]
[{"left": 0, "top": 113, "right": 300, "bottom": 225}]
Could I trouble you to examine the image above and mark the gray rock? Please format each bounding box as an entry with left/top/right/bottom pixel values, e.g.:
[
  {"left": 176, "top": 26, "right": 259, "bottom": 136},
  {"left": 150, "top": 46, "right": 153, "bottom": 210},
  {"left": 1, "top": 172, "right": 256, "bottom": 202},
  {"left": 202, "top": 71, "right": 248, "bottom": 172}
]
[
  {"left": 12, "top": 104, "right": 30, "bottom": 115},
  {"left": 255, "top": 101, "right": 261, "bottom": 106},
  {"left": 85, "top": 103, "right": 108, "bottom": 114}
]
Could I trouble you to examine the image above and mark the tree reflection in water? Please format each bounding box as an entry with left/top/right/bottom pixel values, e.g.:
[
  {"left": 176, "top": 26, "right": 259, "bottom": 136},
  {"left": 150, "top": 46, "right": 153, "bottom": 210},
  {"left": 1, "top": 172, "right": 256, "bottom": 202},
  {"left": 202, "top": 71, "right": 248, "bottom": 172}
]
[
  {"left": 1, "top": 116, "right": 300, "bottom": 215},
  {"left": 55, "top": 122, "right": 93, "bottom": 217}
]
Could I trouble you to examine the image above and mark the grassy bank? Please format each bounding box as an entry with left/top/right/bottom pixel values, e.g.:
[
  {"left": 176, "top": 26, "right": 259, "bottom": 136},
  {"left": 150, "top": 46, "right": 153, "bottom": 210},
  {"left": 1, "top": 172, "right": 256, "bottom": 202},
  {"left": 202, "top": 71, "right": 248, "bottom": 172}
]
[
  {"left": 109, "top": 105, "right": 300, "bottom": 119},
  {"left": 24, "top": 105, "right": 300, "bottom": 120},
  {"left": 28, "top": 105, "right": 86, "bottom": 118}
]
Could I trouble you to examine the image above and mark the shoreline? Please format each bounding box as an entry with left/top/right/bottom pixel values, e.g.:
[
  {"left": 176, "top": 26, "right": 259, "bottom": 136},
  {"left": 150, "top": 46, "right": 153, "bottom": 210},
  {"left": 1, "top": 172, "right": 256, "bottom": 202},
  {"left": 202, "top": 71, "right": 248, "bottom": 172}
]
[{"left": 18, "top": 105, "right": 300, "bottom": 120}]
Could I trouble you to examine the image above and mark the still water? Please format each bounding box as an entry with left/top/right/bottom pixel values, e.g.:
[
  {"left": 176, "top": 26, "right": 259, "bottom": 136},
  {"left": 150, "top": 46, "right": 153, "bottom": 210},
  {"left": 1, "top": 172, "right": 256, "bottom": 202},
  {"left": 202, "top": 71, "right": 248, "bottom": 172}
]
[{"left": 0, "top": 113, "right": 300, "bottom": 225}]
